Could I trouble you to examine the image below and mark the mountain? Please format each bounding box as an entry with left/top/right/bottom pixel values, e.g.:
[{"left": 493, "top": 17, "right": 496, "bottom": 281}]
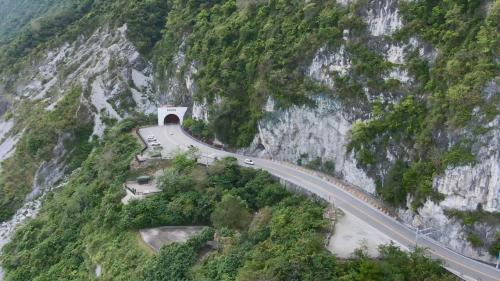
[
  {"left": 0, "top": 0, "right": 77, "bottom": 43},
  {"left": 0, "top": 0, "right": 498, "bottom": 279}
]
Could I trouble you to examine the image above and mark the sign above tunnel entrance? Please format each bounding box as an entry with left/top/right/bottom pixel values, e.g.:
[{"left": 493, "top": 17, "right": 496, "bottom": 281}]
[{"left": 157, "top": 106, "right": 188, "bottom": 126}]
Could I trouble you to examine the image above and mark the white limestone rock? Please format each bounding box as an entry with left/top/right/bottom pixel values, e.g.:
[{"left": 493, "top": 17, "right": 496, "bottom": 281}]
[
  {"left": 12, "top": 25, "right": 158, "bottom": 137},
  {"left": 0, "top": 119, "right": 18, "bottom": 162},
  {"left": 435, "top": 117, "right": 500, "bottom": 212},
  {"left": 399, "top": 200, "right": 498, "bottom": 263},
  {"left": 365, "top": 0, "right": 403, "bottom": 36},
  {"left": 246, "top": 95, "right": 376, "bottom": 194},
  {"left": 308, "top": 45, "right": 351, "bottom": 89}
]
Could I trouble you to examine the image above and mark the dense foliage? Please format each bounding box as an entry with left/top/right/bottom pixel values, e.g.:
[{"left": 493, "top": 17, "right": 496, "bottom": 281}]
[
  {"left": 0, "top": 0, "right": 76, "bottom": 43},
  {"left": 1, "top": 119, "right": 148, "bottom": 281},
  {"left": 349, "top": 0, "right": 499, "bottom": 209},
  {"left": 129, "top": 154, "right": 455, "bottom": 281},
  {"left": 0, "top": 0, "right": 93, "bottom": 68},
  {"left": 154, "top": 0, "right": 352, "bottom": 146},
  {"left": 0, "top": 0, "right": 171, "bottom": 74},
  {"left": 0, "top": 87, "right": 93, "bottom": 221},
  {"left": 183, "top": 118, "right": 214, "bottom": 143},
  {"left": 3, "top": 135, "right": 455, "bottom": 280},
  {"left": 144, "top": 228, "right": 215, "bottom": 281}
]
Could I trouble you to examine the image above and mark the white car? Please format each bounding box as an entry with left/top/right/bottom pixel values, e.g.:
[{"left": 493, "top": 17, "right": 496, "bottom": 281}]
[
  {"left": 151, "top": 142, "right": 161, "bottom": 147},
  {"left": 147, "top": 135, "right": 156, "bottom": 141},
  {"left": 169, "top": 132, "right": 174, "bottom": 135},
  {"left": 244, "top": 159, "right": 254, "bottom": 165}
]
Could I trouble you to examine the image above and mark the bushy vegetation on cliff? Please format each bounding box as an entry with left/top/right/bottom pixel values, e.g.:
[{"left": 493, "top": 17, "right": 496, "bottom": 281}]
[
  {"left": 0, "top": 87, "right": 93, "bottom": 221},
  {"left": 151, "top": 0, "right": 498, "bottom": 210},
  {"left": 349, "top": 0, "right": 499, "bottom": 209},
  {"left": 2, "top": 0, "right": 496, "bottom": 213},
  {"left": 0, "top": 1, "right": 497, "bottom": 274},
  {"left": 154, "top": 0, "right": 352, "bottom": 147},
  {"left": 0, "top": 0, "right": 77, "bottom": 43}
]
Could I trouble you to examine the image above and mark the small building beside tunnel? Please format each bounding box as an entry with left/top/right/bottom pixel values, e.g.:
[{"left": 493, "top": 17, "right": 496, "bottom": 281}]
[{"left": 157, "top": 105, "right": 188, "bottom": 126}]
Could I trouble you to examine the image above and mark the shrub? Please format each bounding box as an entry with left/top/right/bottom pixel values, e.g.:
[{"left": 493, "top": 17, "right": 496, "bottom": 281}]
[
  {"left": 210, "top": 194, "right": 252, "bottom": 230},
  {"left": 467, "top": 233, "right": 484, "bottom": 248}
]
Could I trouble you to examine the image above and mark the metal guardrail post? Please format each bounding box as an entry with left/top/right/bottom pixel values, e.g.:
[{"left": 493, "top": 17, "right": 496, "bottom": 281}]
[{"left": 496, "top": 252, "right": 499, "bottom": 269}]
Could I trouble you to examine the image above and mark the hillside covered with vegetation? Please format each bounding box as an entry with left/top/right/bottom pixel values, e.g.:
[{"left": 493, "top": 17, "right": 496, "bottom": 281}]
[
  {"left": 1, "top": 126, "right": 456, "bottom": 280},
  {"left": 0, "top": 0, "right": 77, "bottom": 43},
  {"left": 0, "top": 0, "right": 498, "bottom": 277}
]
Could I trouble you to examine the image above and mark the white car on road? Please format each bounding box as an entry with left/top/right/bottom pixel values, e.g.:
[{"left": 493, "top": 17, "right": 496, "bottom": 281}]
[
  {"left": 244, "top": 159, "right": 254, "bottom": 165},
  {"left": 151, "top": 142, "right": 161, "bottom": 147},
  {"left": 147, "top": 135, "right": 156, "bottom": 142}
]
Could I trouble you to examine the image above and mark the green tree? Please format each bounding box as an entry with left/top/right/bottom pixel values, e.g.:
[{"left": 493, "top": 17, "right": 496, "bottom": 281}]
[{"left": 211, "top": 194, "right": 252, "bottom": 230}]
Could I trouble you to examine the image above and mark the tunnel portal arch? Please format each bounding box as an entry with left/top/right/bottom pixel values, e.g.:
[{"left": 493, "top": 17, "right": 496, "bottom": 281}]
[
  {"left": 157, "top": 106, "right": 188, "bottom": 126},
  {"left": 164, "top": 114, "right": 180, "bottom": 124}
]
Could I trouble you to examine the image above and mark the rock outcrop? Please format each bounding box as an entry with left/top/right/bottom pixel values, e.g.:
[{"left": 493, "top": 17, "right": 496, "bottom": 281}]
[
  {"left": 240, "top": 0, "right": 499, "bottom": 263},
  {"left": 0, "top": 25, "right": 162, "bottom": 277}
]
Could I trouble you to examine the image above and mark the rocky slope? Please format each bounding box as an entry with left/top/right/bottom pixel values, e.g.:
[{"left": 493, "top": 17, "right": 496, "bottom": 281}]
[
  {"left": 167, "top": 0, "right": 499, "bottom": 262},
  {"left": 0, "top": 24, "right": 160, "bottom": 277},
  {"left": 241, "top": 0, "right": 498, "bottom": 262},
  {"left": 0, "top": 0, "right": 497, "bottom": 271}
]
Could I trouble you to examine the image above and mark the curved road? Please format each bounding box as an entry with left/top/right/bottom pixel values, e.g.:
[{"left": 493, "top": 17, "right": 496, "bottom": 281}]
[{"left": 140, "top": 125, "right": 500, "bottom": 281}]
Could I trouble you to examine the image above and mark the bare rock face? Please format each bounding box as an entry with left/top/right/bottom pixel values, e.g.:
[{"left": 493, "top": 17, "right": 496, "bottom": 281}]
[
  {"left": 398, "top": 115, "right": 500, "bottom": 263},
  {"left": 245, "top": 95, "right": 376, "bottom": 194},
  {"left": 7, "top": 24, "right": 158, "bottom": 138},
  {"left": 435, "top": 116, "right": 499, "bottom": 212},
  {"left": 399, "top": 200, "right": 499, "bottom": 263},
  {"left": 364, "top": 0, "right": 403, "bottom": 37},
  {"left": 158, "top": 40, "right": 199, "bottom": 108},
  {"left": 309, "top": 45, "right": 352, "bottom": 88}
]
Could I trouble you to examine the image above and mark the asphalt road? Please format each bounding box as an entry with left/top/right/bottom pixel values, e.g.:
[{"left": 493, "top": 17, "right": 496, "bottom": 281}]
[{"left": 140, "top": 125, "right": 500, "bottom": 281}]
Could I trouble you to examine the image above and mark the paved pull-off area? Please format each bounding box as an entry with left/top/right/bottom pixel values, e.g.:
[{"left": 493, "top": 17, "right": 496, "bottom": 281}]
[{"left": 139, "top": 125, "right": 500, "bottom": 281}]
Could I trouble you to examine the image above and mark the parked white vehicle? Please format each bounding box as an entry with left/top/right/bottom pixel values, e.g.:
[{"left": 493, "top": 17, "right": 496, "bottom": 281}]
[
  {"left": 244, "top": 159, "right": 254, "bottom": 165},
  {"left": 147, "top": 135, "right": 156, "bottom": 142},
  {"left": 151, "top": 142, "right": 161, "bottom": 147}
]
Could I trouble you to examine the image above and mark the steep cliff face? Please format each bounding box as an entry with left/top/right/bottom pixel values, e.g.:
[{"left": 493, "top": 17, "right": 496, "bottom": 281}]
[
  {"left": 435, "top": 116, "right": 499, "bottom": 212},
  {"left": 0, "top": 23, "right": 159, "bottom": 197},
  {"left": 245, "top": 0, "right": 411, "bottom": 190},
  {"left": 399, "top": 114, "right": 500, "bottom": 261},
  {"left": 245, "top": 95, "right": 377, "bottom": 193},
  {"left": 0, "top": 25, "right": 160, "bottom": 275},
  {"left": 238, "top": 0, "right": 499, "bottom": 262},
  {"left": 3, "top": 24, "right": 157, "bottom": 136},
  {"left": 152, "top": 0, "right": 498, "bottom": 262},
  {"left": 157, "top": 41, "right": 198, "bottom": 108},
  {"left": 0, "top": 0, "right": 497, "bottom": 272}
]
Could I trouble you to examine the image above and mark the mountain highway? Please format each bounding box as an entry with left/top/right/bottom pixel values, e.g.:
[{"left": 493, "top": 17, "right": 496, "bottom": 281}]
[{"left": 139, "top": 124, "right": 500, "bottom": 281}]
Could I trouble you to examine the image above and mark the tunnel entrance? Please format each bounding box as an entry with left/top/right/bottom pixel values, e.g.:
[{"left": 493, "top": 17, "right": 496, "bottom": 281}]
[
  {"left": 164, "top": 114, "right": 180, "bottom": 124},
  {"left": 157, "top": 106, "right": 187, "bottom": 126}
]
